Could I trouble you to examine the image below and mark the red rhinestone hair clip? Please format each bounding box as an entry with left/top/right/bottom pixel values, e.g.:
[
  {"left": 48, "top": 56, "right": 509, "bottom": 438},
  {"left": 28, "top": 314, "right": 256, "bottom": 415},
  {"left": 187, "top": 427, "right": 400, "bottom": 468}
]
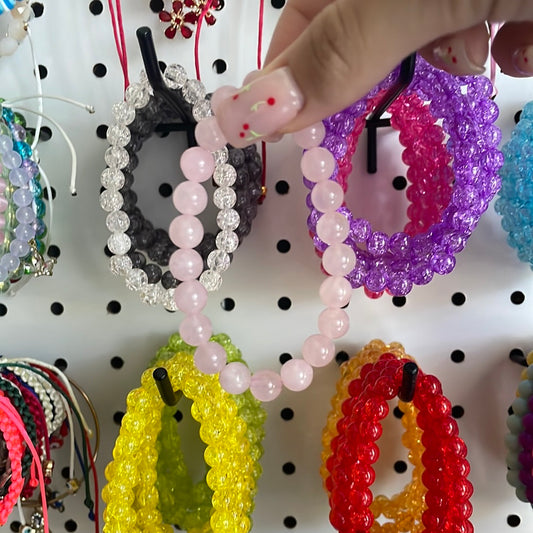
[{"left": 159, "top": 0, "right": 221, "bottom": 39}]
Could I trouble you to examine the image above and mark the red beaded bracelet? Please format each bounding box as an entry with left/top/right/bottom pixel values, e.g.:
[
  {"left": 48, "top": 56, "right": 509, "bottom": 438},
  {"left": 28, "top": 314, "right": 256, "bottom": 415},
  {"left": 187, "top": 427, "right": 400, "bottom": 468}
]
[{"left": 326, "top": 354, "right": 473, "bottom": 533}]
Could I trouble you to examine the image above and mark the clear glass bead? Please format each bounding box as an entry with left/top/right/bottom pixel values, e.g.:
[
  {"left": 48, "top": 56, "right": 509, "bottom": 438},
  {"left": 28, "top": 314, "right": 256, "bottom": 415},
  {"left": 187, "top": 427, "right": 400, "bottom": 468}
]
[
  {"left": 193, "top": 100, "right": 213, "bottom": 121},
  {"left": 101, "top": 168, "right": 125, "bottom": 190},
  {"left": 207, "top": 250, "right": 231, "bottom": 272},
  {"left": 109, "top": 254, "right": 133, "bottom": 276},
  {"left": 112, "top": 101, "right": 135, "bottom": 125},
  {"left": 107, "top": 124, "right": 131, "bottom": 147},
  {"left": 100, "top": 190, "right": 124, "bottom": 212},
  {"left": 215, "top": 230, "right": 239, "bottom": 253},
  {"left": 213, "top": 147, "right": 229, "bottom": 165},
  {"left": 107, "top": 232, "right": 131, "bottom": 255},
  {"left": 217, "top": 208, "right": 240, "bottom": 231},
  {"left": 106, "top": 210, "right": 130, "bottom": 232},
  {"left": 139, "top": 284, "right": 164, "bottom": 306},
  {"left": 182, "top": 79, "right": 206, "bottom": 105},
  {"left": 163, "top": 64, "right": 187, "bottom": 89},
  {"left": 125, "top": 83, "right": 150, "bottom": 109},
  {"left": 125, "top": 268, "right": 148, "bottom": 291},
  {"left": 213, "top": 186, "right": 236, "bottom": 209},
  {"left": 104, "top": 146, "right": 129, "bottom": 169},
  {"left": 162, "top": 288, "right": 178, "bottom": 312},
  {"left": 213, "top": 164, "right": 237, "bottom": 186},
  {"left": 199, "top": 269, "right": 222, "bottom": 291}
]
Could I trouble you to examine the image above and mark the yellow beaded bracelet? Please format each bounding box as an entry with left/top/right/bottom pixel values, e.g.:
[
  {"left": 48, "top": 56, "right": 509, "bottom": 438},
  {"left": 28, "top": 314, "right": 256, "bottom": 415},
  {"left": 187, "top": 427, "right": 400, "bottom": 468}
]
[
  {"left": 320, "top": 340, "right": 426, "bottom": 533},
  {"left": 102, "top": 338, "right": 265, "bottom": 533}
]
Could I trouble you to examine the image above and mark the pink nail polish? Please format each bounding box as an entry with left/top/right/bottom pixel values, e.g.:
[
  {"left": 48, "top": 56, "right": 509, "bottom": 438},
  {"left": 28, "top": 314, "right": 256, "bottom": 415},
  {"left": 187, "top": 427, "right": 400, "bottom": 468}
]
[
  {"left": 213, "top": 67, "right": 304, "bottom": 148},
  {"left": 432, "top": 37, "right": 485, "bottom": 75},
  {"left": 512, "top": 46, "right": 533, "bottom": 76}
]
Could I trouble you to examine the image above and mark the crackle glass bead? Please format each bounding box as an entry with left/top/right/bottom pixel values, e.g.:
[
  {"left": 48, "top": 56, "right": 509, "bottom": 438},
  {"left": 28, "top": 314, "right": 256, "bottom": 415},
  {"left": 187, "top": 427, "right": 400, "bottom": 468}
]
[
  {"left": 110, "top": 255, "right": 133, "bottom": 276},
  {"left": 193, "top": 99, "right": 213, "bottom": 121},
  {"left": 108, "top": 232, "right": 131, "bottom": 255},
  {"left": 139, "top": 284, "right": 165, "bottom": 306},
  {"left": 215, "top": 230, "right": 239, "bottom": 253},
  {"left": 163, "top": 64, "right": 187, "bottom": 89},
  {"left": 213, "top": 147, "right": 229, "bottom": 165},
  {"left": 213, "top": 187, "right": 236, "bottom": 209},
  {"left": 125, "top": 83, "right": 151, "bottom": 109},
  {"left": 105, "top": 146, "right": 129, "bottom": 169},
  {"left": 217, "top": 209, "right": 240, "bottom": 231},
  {"left": 213, "top": 164, "right": 237, "bottom": 187},
  {"left": 106, "top": 210, "right": 130, "bottom": 232},
  {"left": 182, "top": 79, "right": 206, "bottom": 104},
  {"left": 112, "top": 101, "right": 136, "bottom": 125},
  {"left": 207, "top": 250, "right": 230, "bottom": 272},
  {"left": 125, "top": 268, "right": 148, "bottom": 291},
  {"left": 199, "top": 269, "right": 222, "bottom": 291},
  {"left": 100, "top": 190, "right": 124, "bottom": 212},
  {"left": 107, "top": 124, "right": 132, "bottom": 147}
]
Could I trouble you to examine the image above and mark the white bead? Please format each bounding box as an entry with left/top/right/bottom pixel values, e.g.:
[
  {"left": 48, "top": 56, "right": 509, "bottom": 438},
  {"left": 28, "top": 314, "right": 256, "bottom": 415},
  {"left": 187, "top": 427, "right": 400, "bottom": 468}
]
[
  {"left": 109, "top": 255, "right": 133, "bottom": 276},
  {"left": 8, "top": 19, "right": 26, "bottom": 42}
]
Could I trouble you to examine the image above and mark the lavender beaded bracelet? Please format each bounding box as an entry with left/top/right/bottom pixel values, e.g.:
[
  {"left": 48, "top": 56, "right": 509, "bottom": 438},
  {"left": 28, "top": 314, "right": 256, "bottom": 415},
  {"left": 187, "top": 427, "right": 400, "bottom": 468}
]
[{"left": 303, "top": 55, "right": 503, "bottom": 296}]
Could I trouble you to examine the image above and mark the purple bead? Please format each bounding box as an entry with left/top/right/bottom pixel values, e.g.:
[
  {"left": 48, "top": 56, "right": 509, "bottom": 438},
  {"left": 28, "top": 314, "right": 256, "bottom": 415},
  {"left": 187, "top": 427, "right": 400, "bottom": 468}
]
[
  {"left": 519, "top": 450, "right": 533, "bottom": 470},
  {"left": 21, "top": 158, "right": 40, "bottom": 177},
  {"left": 366, "top": 232, "right": 389, "bottom": 256},
  {"left": 364, "top": 269, "right": 387, "bottom": 292},
  {"left": 11, "top": 123, "right": 26, "bottom": 142},
  {"left": 350, "top": 218, "right": 371, "bottom": 242},
  {"left": 523, "top": 413, "right": 533, "bottom": 433},
  {"left": 519, "top": 468, "right": 533, "bottom": 487},
  {"left": 519, "top": 431, "right": 533, "bottom": 450},
  {"left": 430, "top": 253, "right": 456, "bottom": 275}
]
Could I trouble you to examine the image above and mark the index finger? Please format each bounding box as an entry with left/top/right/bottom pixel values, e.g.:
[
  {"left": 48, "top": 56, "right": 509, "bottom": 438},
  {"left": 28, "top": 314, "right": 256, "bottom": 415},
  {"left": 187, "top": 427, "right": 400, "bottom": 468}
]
[{"left": 264, "top": 0, "right": 335, "bottom": 65}]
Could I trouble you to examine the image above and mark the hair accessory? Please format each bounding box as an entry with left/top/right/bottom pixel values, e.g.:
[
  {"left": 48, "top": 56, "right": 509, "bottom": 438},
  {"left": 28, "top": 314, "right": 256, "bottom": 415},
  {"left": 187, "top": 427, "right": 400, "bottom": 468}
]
[
  {"left": 495, "top": 101, "right": 533, "bottom": 266},
  {"left": 324, "top": 346, "right": 473, "bottom": 533},
  {"left": 101, "top": 64, "right": 262, "bottom": 309},
  {"left": 302, "top": 55, "right": 502, "bottom": 297},
  {"left": 505, "top": 350, "right": 533, "bottom": 503},
  {"left": 102, "top": 333, "right": 266, "bottom": 533},
  {"left": 0, "top": 0, "right": 31, "bottom": 57},
  {"left": 158, "top": 0, "right": 222, "bottom": 39}
]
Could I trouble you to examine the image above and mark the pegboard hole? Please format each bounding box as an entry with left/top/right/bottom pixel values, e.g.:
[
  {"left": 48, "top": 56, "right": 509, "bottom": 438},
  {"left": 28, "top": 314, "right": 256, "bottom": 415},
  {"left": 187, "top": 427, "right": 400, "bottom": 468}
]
[
  {"left": 51, "top": 302, "right": 64, "bottom": 315},
  {"left": 279, "top": 353, "right": 292, "bottom": 364},
  {"left": 280, "top": 407, "right": 294, "bottom": 421},
  {"left": 508, "top": 405, "right": 514, "bottom": 416},
  {"left": 215, "top": 0, "right": 224, "bottom": 9},
  {"left": 54, "top": 358, "right": 68, "bottom": 371},
  {"left": 158, "top": 183, "right": 173, "bottom": 197},
  {"left": 514, "top": 110, "right": 522, "bottom": 124},
  {"left": 393, "top": 406, "right": 404, "bottom": 419},
  {"left": 65, "top": 519, "right": 78, "bottom": 532},
  {"left": 96, "top": 124, "right": 109, "bottom": 139},
  {"left": 335, "top": 351, "right": 349, "bottom": 365},
  {"left": 9, "top": 521, "right": 21, "bottom": 532},
  {"left": 61, "top": 466, "right": 70, "bottom": 479},
  {"left": 452, "top": 405, "right": 465, "bottom": 419},
  {"left": 511, "top": 291, "right": 525, "bottom": 305},
  {"left": 451, "top": 292, "right": 466, "bottom": 306},
  {"left": 276, "top": 239, "right": 291, "bottom": 253},
  {"left": 107, "top": 300, "right": 122, "bottom": 314},
  {"left": 282, "top": 462, "right": 295, "bottom": 475},
  {"left": 392, "top": 176, "right": 407, "bottom": 190},
  {"left": 221, "top": 297, "right": 235, "bottom": 311},
  {"left": 113, "top": 411, "right": 125, "bottom": 425},
  {"left": 271, "top": 0, "right": 285, "bottom": 7},
  {"left": 37, "top": 65, "right": 48, "bottom": 79},
  {"left": 47, "top": 245, "right": 61, "bottom": 258},
  {"left": 89, "top": 0, "right": 103, "bottom": 15},
  {"left": 149, "top": 0, "right": 164, "bottom": 12},
  {"left": 104, "top": 245, "right": 113, "bottom": 257},
  {"left": 110, "top": 356, "right": 124, "bottom": 369},
  {"left": 39, "top": 126, "right": 53, "bottom": 142},
  {"left": 0, "top": 304, "right": 7, "bottom": 317},
  {"left": 283, "top": 516, "right": 297, "bottom": 529},
  {"left": 450, "top": 349, "right": 465, "bottom": 363},
  {"left": 93, "top": 63, "right": 108, "bottom": 78},
  {"left": 277, "top": 296, "right": 292, "bottom": 310},
  {"left": 509, "top": 348, "right": 526, "bottom": 365},
  {"left": 174, "top": 410, "right": 183, "bottom": 422},
  {"left": 392, "top": 296, "right": 406, "bottom": 307},
  {"left": 212, "top": 59, "right": 227, "bottom": 74},
  {"left": 275, "top": 180, "right": 290, "bottom": 195},
  {"left": 507, "top": 514, "right": 521, "bottom": 527},
  {"left": 31, "top": 2, "right": 44, "bottom": 17},
  {"left": 42, "top": 186, "right": 56, "bottom": 201},
  {"left": 394, "top": 460, "right": 408, "bottom": 473}
]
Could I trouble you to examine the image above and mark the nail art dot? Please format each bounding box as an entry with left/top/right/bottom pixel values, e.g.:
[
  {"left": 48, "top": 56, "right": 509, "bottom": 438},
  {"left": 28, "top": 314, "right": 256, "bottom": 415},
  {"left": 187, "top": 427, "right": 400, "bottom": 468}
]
[
  {"left": 243, "top": 124, "right": 249, "bottom": 130},
  {"left": 239, "top": 132, "right": 245, "bottom": 138},
  {"left": 267, "top": 97, "right": 275, "bottom": 106},
  {"left": 232, "top": 94, "right": 239, "bottom": 100}
]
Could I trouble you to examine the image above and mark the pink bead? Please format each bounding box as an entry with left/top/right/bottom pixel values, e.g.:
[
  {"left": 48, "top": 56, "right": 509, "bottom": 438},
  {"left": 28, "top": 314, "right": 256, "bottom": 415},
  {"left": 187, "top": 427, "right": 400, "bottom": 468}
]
[
  {"left": 194, "top": 341, "right": 227, "bottom": 374},
  {"left": 180, "top": 147, "right": 215, "bottom": 182},
  {"left": 0, "top": 231, "right": 4, "bottom": 243},
  {"left": 280, "top": 358, "right": 313, "bottom": 392},
  {"left": 300, "top": 147, "right": 335, "bottom": 182},
  {"left": 172, "top": 181, "right": 208, "bottom": 215},
  {"left": 0, "top": 197, "right": 7, "bottom": 213},
  {"left": 322, "top": 243, "right": 356, "bottom": 276},
  {"left": 168, "top": 215, "right": 204, "bottom": 248},
  {"left": 169, "top": 248, "right": 204, "bottom": 281},
  {"left": 195, "top": 116, "right": 227, "bottom": 152},
  {"left": 302, "top": 334, "right": 335, "bottom": 367},
  {"left": 210, "top": 85, "right": 237, "bottom": 115},
  {"left": 0, "top": 214, "right": 5, "bottom": 228},
  {"left": 310, "top": 180, "right": 344, "bottom": 213},
  {"left": 0, "top": 178, "right": 6, "bottom": 193},
  {"left": 173, "top": 280, "right": 208, "bottom": 313},
  {"left": 318, "top": 308, "right": 350, "bottom": 339},
  {"left": 316, "top": 212, "right": 349, "bottom": 244},
  {"left": 319, "top": 276, "right": 352, "bottom": 308},
  {"left": 219, "top": 362, "right": 252, "bottom": 394},
  {"left": 179, "top": 313, "right": 212, "bottom": 346},
  {"left": 293, "top": 122, "right": 326, "bottom": 148},
  {"left": 249, "top": 370, "right": 283, "bottom": 402}
]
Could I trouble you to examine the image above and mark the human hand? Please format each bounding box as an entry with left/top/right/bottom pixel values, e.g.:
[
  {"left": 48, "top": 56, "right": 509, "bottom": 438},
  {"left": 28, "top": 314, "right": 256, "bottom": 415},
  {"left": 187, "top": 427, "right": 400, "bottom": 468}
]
[{"left": 211, "top": 0, "right": 533, "bottom": 148}]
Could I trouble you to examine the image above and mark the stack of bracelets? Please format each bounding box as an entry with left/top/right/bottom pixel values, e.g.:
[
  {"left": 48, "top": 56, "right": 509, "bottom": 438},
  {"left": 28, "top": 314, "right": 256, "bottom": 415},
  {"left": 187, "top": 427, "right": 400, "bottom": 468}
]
[
  {"left": 0, "top": 104, "right": 54, "bottom": 294},
  {"left": 0, "top": 0, "right": 30, "bottom": 58},
  {"left": 102, "top": 332, "right": 266, "bottom": 533},
  {"left": 505, "top": 350, "right": 533, "bottom": 504},
  {"left": 495, "top": 100, "right": 533, "bottom": 267},
  {"left": 100, "top": 64, "right": 263, "bottom": 310},
  {"left": 322, "top": 340, "right": 473, "bottom": 533},
  {"left": 0, "top": 357, "right": 99, "bottom": 532}
]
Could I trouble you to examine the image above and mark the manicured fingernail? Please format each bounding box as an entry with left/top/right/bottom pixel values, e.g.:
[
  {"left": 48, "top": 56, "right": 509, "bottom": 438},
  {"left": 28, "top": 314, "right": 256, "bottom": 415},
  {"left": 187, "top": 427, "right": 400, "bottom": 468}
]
[
  {"left": 433, "top": 37, "right": 485, "bottom": 75},
  {"left": 512, "top": 46, "right": 533, "bottom": 75},
  {"left": 213, "top": 67, "right": 303, "bottom": 148}
]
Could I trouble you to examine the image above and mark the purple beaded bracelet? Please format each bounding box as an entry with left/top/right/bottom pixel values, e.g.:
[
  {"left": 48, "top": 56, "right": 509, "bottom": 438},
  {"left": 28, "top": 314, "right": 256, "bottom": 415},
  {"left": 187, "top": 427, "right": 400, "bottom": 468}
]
[{"left": 303, "top": 55, "right": 503, "bottom": 296}]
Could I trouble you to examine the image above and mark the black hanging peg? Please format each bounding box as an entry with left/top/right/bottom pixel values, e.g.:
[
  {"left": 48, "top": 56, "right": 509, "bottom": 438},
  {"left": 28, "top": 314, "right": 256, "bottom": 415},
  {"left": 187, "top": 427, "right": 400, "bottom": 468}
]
[
  {"left": 153, "top": 367, "right": 183, "bottom": 406},
  {"left": 398, "top": 361, "right": 419, "bottom": 402},
  {"left": 365, "top": 53, "right": 416, "bottom": 174},
  {"left": 136, "top": 26, "right": 197, "bottom": 147}
]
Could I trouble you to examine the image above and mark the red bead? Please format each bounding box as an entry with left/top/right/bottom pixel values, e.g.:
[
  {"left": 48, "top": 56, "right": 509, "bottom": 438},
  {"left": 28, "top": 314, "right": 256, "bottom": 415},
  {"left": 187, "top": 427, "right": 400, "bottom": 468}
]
[
  {"left": 426, "top": 395, "right": 452, "bottom": 418},
  {"left": 355, "top": 442, "right": 380, "bottom": 464},
  {"left": 358, "top": 420, "right": 382, "bottom": 441},
  {"left": 453, "top": 478, "right": 474, "bottom": 501}
]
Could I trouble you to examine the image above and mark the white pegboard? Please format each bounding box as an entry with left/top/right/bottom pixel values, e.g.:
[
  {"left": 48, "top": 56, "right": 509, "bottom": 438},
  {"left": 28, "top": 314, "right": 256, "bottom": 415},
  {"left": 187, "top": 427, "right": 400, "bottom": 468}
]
[{"left": 1, "top": 1, "right": 533, "bottom": 531}]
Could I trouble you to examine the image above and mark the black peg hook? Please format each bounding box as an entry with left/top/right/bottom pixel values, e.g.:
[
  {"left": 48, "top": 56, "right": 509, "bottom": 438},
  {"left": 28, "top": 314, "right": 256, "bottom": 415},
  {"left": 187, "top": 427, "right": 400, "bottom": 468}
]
[
  {"left": 153, "top": 367, "right": 183, "bottom": 406},
  {"left": 398, "top": 361, "right": 419, "bottom": 402},
  {"left": 365, "top": 53, "right": 416, "bottom": 174}
]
